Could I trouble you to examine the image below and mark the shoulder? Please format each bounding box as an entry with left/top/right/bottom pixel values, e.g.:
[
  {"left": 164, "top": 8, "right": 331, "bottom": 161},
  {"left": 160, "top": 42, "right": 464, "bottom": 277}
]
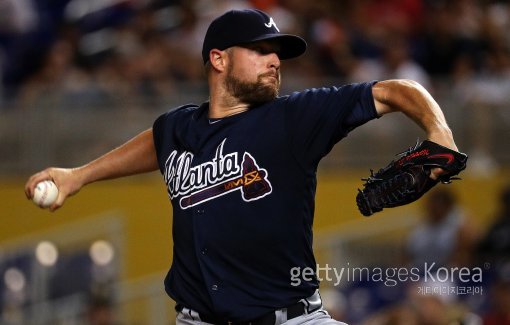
[
  {"left": 286, "top": 81, "right": 377, "bottom": 101},
  {"left": 159, "top": 103, "right": 200, "bottom": 119},
  {"left": 279, "top": 82, "right": 377, "bottom": 117},
  {"left": 154, "top": 103, "right": 200, "bottom": 125}
]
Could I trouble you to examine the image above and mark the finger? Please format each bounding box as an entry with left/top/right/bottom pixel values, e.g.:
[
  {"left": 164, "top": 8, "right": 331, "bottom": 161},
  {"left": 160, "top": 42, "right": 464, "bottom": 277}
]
[
  {"left": 49, "top": 190, "right": 67, "bottom": 212},
  {"left": 49, "top": 203, "right": 61, "bottom": 212},
  {"left": 429, "top": 167, "right": 446, "bottom": 181},
  {"left": 24, "top": 169, "right": 54, "bottom": 199},
  {"left": 25, "top": 172, "right": 46, "bottom": 199},
  {"left": 25, "top": 175, "right": 37, "bottom": 199}
]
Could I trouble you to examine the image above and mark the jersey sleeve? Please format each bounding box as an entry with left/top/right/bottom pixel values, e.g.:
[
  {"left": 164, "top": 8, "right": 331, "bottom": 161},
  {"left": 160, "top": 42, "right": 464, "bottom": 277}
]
[
  {"left": 284, "top": 81, "right": 379, "bottom": 167},
  {"left": 152, "top": 104, "right": 198, "bottom": 173},
  {"left": 152, "top": 111, "right": 171, "bottom": 173}
]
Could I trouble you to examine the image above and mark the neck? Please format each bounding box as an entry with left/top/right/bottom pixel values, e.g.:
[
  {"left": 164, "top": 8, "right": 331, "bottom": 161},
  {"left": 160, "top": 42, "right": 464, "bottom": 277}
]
[
  {"left": 209, "top": 104, "right": 249, "bottom": 119},
  {"left": 208, "top": 84, "right": 250, "bottom": 119}
]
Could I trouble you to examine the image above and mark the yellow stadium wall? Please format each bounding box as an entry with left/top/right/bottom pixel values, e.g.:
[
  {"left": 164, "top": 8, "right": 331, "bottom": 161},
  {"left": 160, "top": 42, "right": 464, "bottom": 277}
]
[{"left": 1, "top": 170, "right": 509, "bottom": 282}]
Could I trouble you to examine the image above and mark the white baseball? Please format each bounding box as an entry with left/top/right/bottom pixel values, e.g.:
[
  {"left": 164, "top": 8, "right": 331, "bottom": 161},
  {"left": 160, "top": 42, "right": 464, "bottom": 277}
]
[{"left": 33, "top": 180, "right": 59, "bottom": 208}]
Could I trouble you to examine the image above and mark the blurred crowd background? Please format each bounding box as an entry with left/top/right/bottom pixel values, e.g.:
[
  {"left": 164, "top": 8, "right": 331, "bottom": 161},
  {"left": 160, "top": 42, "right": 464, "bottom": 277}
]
[
  {"left": 1, "top": 0, "right": 510, "bottom": 324},
  {"left": 1, "top": 0, "right": 510, "bottom": 173},
  {"left": 1, "top": 0, "right": 510, "bottom": 106}
]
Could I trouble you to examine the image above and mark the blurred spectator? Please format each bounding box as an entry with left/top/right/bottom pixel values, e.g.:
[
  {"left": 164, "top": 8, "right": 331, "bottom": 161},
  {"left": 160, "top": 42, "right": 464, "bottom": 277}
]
[
  {"left": 17, "top": 38, "right": 97, "bottom": 109},
  {"left": 164, "top": 5, "right": 208, "bottom": 82},
  {"left": 405, "top": 187, "right": 478, "bottom": 271},
  {"left": 87, "top": 295, "right": 117, "bottom": 325},
  {"left": 320, "top": 288, "right": 347, "bottom": 322},
  {"left": 407, "top": 283, "right": 482, "bottom": 325},
  {"left": 478, "top": 185, "right": 510, "bottom": 270},
  {"left": 362, "top": 284, "right": 483, "bottom": 325},
  {"left": 0, "top": 0, "right": 72, "bottom": 101},
  {"left": 361, "top": 302, "right": 419, "bottom": 325},
  {"left": 482, "top": 275, "right": 510, "bottom": 325},
  {"left": 416, "top": 1, "right": 476, "bottom": 77},
  {"left": 0, "top": 0, "right": 38, "bottom": 34},
  {"left": 0, "top": 49, "right": 3, "bottom": 105},
  {"left": 349, "top": 33, "right": 431, "bottom": 90}
]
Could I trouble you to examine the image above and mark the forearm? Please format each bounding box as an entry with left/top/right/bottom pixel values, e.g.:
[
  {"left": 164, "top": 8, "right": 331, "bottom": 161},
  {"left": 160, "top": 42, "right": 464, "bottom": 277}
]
[
  {"left": 373, "top": 79, "right": 457, "bottom": 150},
  {"left": 25, "top": 128, "right": 159, "bottom": 211},
  {"left": 77, "top": 128, "right": 159, "bottom": 185}
]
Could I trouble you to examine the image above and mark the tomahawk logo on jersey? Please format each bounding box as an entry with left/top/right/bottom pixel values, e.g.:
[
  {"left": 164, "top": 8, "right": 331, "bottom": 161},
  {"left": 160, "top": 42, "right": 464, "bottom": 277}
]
[{"left": 163, "top": 138, "right": 272, "bottom": 209}]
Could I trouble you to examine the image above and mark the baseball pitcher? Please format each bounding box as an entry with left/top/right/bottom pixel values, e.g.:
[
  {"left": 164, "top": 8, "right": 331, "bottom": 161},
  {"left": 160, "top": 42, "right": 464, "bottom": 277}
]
[{"left": 25, "top": 9, "right": 466, "bottom": 325}]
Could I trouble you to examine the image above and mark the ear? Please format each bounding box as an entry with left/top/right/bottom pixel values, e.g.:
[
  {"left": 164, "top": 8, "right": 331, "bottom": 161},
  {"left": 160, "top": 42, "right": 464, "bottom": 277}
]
[{"left": 209, "top": 49, "right": 228, "bottom": 72}]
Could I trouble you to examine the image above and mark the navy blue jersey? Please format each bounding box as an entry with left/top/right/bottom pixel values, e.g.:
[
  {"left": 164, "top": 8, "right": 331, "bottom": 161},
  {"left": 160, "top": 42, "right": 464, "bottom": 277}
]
[{"left": 152, "top": 81, "right": 378, "bottom": 321}]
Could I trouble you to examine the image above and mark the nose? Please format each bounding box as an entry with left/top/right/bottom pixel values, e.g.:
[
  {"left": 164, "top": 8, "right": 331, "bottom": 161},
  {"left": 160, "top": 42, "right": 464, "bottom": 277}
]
[{"left": 267, "top": 51, "right": 280, "bottom": 70}]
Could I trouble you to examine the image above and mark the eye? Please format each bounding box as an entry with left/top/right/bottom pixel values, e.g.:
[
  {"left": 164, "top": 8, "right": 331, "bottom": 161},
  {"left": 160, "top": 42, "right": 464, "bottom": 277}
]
[{"left": 260, "top": 48, "right": 273, "bottom": 55}]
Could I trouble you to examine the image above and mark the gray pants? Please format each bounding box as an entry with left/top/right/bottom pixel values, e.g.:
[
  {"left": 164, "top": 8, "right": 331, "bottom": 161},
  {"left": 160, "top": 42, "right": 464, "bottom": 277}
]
[
  {"left": 175, "top": 290, "right": 347, "bottom": 325},
  {"left": 282, "top": 309, "right": 347, "bottom": 325},
  {"left": 176, "top": 307, "right": 347, "bottom": 324}
]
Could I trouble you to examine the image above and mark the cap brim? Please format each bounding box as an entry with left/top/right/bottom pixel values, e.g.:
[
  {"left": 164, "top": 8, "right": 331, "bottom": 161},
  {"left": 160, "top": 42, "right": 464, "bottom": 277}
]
[{"left": 242, "top": 34, "right": 307, "bottom": 60}]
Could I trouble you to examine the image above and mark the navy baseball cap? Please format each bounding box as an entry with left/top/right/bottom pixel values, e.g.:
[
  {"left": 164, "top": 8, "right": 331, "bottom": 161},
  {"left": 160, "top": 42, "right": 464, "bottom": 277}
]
[{"left": 202, "top": 9, "right": 307, "bottom": 64}]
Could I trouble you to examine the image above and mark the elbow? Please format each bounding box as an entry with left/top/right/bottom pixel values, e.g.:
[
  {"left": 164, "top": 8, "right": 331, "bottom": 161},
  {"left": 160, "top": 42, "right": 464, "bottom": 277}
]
[
  {"left": 385, "top": 79, "right": 431, "bottom": 104},
  {"left": 390, "top": 79, "right": 426, "bottom": 93},
  {"left": 374, "top": 79, "right": 429, "bottom": 115}
]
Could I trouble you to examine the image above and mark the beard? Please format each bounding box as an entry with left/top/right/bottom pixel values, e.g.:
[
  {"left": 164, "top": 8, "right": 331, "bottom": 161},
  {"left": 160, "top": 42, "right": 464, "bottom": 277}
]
[{"left": 224, "top": 63, "right": 280, "bottom": 105}]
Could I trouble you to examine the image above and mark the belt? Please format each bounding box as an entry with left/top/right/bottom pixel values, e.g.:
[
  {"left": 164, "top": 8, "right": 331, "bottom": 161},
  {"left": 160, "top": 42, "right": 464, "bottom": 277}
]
[{"left": 176, "top": 295, "right": 321, "bottom": 325}]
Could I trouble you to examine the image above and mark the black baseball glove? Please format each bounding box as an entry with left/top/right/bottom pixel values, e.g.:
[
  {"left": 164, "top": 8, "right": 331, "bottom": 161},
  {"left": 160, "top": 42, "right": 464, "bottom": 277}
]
[{"left": 356, "top": 140, "right": 468, "bottom": 216}]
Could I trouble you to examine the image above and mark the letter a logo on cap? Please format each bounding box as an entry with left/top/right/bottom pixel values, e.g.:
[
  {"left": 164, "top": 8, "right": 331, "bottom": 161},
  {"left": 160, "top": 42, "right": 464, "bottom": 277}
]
[{"left": 264, "top": 17, "right": 280, "bottom": 32}]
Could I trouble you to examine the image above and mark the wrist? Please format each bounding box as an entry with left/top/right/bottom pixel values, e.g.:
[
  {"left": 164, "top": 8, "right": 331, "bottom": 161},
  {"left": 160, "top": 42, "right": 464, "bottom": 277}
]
[
  {"left": 427, "top": 127, "right": 457, "bottom": 151},
  {"left": 73, "top": 166, "right": 92, "bottom": 187}
]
